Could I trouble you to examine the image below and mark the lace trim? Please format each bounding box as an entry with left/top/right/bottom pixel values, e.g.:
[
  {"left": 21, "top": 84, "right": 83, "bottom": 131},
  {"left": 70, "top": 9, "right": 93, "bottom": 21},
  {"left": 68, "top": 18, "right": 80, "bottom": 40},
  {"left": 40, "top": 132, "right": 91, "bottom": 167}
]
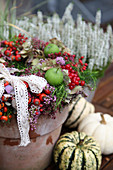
[
  {"left": 0, "top": 64, "right": 47, "bottom": 146},
  {"left": 0, "top": 79, "right": 5, "bottom": 98}
]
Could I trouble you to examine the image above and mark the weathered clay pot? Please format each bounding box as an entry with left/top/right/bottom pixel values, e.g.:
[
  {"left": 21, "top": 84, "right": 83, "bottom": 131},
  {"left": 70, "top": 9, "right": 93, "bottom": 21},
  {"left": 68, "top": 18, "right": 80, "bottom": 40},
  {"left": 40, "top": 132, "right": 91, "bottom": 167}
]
[
  {"left": 0, "top": 106, "right": 68, "bottom": 170},
  {"left": 84, "top": 81, "right": 99, "bottom": 102}
]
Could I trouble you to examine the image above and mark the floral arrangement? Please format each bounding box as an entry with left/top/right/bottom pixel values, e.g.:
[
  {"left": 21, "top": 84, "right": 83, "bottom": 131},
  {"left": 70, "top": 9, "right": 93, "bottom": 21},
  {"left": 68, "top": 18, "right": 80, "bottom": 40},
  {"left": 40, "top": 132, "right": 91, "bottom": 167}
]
[
  {"left": 0, "top": 32, "right": 95, "bottom": 146},
  {"left": 0, "top": 2, "right": 112, "bottom": 147}
]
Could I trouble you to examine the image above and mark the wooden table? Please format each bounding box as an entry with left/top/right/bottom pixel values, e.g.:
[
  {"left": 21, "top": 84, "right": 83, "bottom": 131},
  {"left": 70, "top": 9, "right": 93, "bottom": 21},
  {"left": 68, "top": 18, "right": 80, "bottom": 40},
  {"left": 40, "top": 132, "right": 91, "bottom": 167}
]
[
  {"left": 92, "top": 63, "right": 113, "bottom": 169},
  {"left": 46, "top": 63, "right": 113, "bottom": 170}
]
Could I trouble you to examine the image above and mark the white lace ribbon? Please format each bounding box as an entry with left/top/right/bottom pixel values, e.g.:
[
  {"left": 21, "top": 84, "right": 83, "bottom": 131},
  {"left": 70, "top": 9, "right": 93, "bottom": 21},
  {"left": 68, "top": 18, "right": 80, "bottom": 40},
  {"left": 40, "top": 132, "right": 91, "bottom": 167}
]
[{"left": 0, "top": 64, "right": 47, "bottom": 146}]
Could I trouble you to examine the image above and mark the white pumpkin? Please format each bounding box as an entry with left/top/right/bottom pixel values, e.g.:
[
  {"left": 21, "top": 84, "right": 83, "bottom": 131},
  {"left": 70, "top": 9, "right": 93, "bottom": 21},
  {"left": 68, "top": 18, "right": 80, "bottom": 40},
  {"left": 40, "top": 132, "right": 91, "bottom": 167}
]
[
  {"left": 78, "top": 112, "right": 113, "bottom": 155},
  {"left": 65, "top": 95, "right": 95, "bottom": 128}
]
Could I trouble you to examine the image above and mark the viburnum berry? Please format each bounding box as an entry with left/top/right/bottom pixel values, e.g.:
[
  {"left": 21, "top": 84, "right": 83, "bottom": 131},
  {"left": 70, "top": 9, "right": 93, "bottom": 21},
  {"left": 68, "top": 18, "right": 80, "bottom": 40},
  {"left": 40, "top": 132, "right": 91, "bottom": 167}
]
[
  {"left": 2, "top": 96, "right": 8, "bottom": 102},
  {"left": 69, "top": 67, "right": 72, "bottom": 71},
  {"left": 1, "top": 116, "right": 8, "bottom": 122},
  {"left": 15, "top": 54, "right": 21, "bottom": 61},
  {"left": 9, "top": 41, "right": 14, "bottom": 47},
  {"left": 35, "top": 111, "right": 39, "bottom": 115},
  {"left": 11, "top": 55, "right": 16, "bottom": 61},
  {"left": 79, "top": 59, "right": 83, "bottom": 65},
  {"left": 75, "top": 80, "right": 79, "bottom": 85},
  {"left": 61, "top": 65, "right": 65, "bottom": 69},
  {"left": 65, "top": 64, "right": 70, "bottom": 69},
  {"left": 40, "top": 109, "right": 43, "bottom": 112},
  {"left": 36, "top": 93, "right": 41, "bottom": 97},
  {"left": 80, "top": 56, "right": 84, "bottom": 59},
  {"left": 1, "top": 102, "right": 4, "bottom": 108},
  {"left": 71, "top": 69, "right": 75, "bottom": 73},
  {"left": 71, "top": 82, "right": 75, "bottom": 86},
  {"left": 67, "top": 53, "right": 70, "bottom": 56},
  {"left": 4, "top": 106, "right": 8, "bottom": 112},
  {"left": 71, "top": 77, "right": 76, "bottom": 83},
  {"left": 12, "top": 46, "right": 17, "bottom": 51},
  {"left": 44, "top": 89, "right": 51, "bottom": 95},
  {"left": 40, "top": 104, "right": 43, "bottom": 107},
  {"left": 68, "top": 73, "right": 72, "bottom": 77},
  {"left": 4, "top": 81, "right": 9, "bottom": 86},
  {"left": 69, "top": 85, "right": 74, "bottom": 90},
  {"left": 74, "top": 63, "right": 78, "bottom": 67},
  {"left": 76, "top": 77, "right": 80, "bottom": 81},
  {"left": 19, "top": 41, "right": 23, "bottom": 45},
  {"left": 69, "top": 75, "right": 73, "bottom": 79},
  {"left": 28, "top": 97, "right": 32, "bottom": 104},
  {"left": 45, "top": 42, "right": 49, "bottom": 46},
  {"left": 81, "top": 80, "right": 85, "bottom": 86},
  {"left": 65, "top": 56, "right": 68, "bottom": 60},
  {"left": 8, "top": 115, "right": 12, "bottom": 119},
  {"left": 0, "top": 112, "right": 2, "bottom": 118},
  {"left": 4, "top": 50, "right": 11, "bottom": 56},
  {"left": 85, "top": 63, "right": 88, "bottom": 66},
  {"left": 15, "top": 50, "right": 19, "bottom": 55},
  {"left": 18, "top": 33, "right": 22, "bottom": 37},
  {"left": 73, "top": 73, "right": 78, "bottom": 77},
  {"left": 39, "top": 93, "right": 46, "bottom": 101},
  {"left": 4, "top": 40, "right": 9, "bottom": 46},
  {"left": 82, "top": 66, "right": 86, "bottom": 71},
  {"left": 7, "top": 47, "right": 12, "bottom": 52},
  {"left": 58, "top": 52, "right": 61, "bottom": 55},
  {"left": 33, "top": 98, "right": 40, "bottom": 106}
]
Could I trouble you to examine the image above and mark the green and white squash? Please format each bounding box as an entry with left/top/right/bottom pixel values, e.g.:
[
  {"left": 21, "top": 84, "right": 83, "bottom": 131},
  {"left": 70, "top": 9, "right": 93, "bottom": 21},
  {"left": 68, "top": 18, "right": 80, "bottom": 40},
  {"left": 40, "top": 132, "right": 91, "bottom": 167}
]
[
  {"left": 78, "top": 112, "right": 113, "bottom": 155},
  {"left": 65, "top": 95, "right": 95, "bottom": 128},
  {"left": 54, "top": 131, "right": 102, "bottom": 170}
]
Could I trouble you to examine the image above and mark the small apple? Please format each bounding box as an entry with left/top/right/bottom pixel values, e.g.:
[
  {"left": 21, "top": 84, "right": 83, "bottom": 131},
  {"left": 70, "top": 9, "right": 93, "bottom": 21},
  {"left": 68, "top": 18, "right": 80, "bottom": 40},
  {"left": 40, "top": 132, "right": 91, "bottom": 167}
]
[
  {"left": 44, "top": 43, "right": 60, "bottom": 57},
  {"left": 45, "top": 68, "right": 63, "bottom": 86}
]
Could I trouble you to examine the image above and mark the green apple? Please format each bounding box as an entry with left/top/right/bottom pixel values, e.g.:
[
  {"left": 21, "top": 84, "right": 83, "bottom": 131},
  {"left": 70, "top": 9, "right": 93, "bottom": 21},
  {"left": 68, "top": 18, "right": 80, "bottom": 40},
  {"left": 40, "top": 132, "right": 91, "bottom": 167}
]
[
  {"left": 45, "top": 68, "right": 63, "bottom": 86},
  {"left": 44, "top": 43, "right": 60, "bottom": 57}
]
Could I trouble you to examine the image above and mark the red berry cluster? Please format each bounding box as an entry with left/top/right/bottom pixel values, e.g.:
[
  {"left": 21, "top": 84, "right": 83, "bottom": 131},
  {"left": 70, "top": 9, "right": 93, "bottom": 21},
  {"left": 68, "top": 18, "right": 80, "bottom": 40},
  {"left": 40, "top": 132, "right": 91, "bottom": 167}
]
[
  {"left": 0, "top": 80, "right": 51, "bottom": 123},
  {"left": 79, "top": 56, "right": 88, "bottom": 72},
  {"left": 61, "top": 55, "right": 88, "bottom": 90},
  {"left": 61, "top": 52, "right": 76, "bottom": 61},
  {"left": 47, "top": 51, "right": 62, "bottom": 59},
  {"left": 2, "top": 33, "right": 28, "bottom": 62},
  {"left": 0, "top": 81, "right": 12, "bottom": 123},
  {"left": 24, "top": 81, "right": 51, "bottom": 116},
  {"left": 0, "top": 102, "right": 12, "bottom": 123}
]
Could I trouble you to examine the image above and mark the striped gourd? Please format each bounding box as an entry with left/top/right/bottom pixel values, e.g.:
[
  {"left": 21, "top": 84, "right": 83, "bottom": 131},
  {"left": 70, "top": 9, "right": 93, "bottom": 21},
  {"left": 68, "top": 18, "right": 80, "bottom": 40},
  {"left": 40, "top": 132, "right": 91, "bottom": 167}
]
[
  {"left": 54, "top": 131, "right": 102, "bottom": 170},
  {"left": 65, "top": 95, "right": 95, "bottom": 128}
]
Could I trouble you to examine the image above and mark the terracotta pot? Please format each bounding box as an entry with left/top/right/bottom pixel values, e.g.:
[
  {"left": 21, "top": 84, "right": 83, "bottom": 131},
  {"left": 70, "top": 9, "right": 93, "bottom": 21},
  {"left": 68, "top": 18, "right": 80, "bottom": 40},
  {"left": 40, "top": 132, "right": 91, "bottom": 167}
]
[{"left": 0, "top": 106, "right": 68, "bottom": 170}]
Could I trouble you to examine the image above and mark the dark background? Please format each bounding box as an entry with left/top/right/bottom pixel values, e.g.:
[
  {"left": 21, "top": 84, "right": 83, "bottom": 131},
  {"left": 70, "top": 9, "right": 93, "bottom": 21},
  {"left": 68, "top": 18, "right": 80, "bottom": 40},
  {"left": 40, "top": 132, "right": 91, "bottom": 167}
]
[
  {"left": 1, "top": 0, "right": 111, "bottom": 26},
  {"left": 15, "top": 0, "right": 113, "bottom": 25}
]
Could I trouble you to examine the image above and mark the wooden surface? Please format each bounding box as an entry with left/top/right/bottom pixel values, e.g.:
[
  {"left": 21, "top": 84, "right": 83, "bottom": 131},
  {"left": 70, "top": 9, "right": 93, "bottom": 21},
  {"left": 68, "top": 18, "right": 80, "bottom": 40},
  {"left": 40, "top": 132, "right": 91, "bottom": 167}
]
[
  {"left": 92, "top": 62, "right": 113, "bottom": 170},
  {"left": 46, "top": 63, "right": 113, "bottom": 170}
]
